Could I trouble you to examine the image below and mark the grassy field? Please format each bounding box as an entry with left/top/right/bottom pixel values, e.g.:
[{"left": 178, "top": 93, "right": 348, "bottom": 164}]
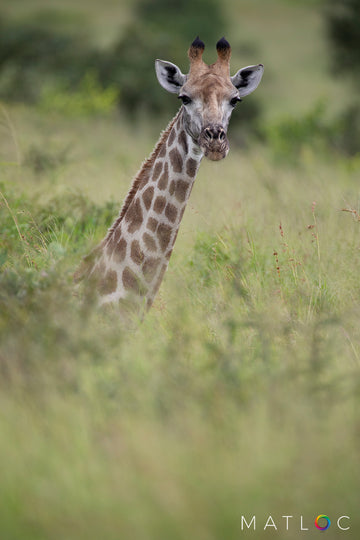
[{"left": 1, "top": 1, "right": 360, "bottom": 539}]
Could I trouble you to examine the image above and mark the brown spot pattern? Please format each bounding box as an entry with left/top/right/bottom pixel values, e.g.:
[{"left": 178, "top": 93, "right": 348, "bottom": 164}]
[
  {"left": 113, "top": 237, "right": 127, "bottom": 263},
  {"left": 114, "top": 228, "right": 121, "bottom": 242},
  {"left": 174, "top": 180, "right": 189, "bottom": 202},
  {"left": 146, "top": 297, "right": 154, "bottom": 310},
  {"left": 157, "top": 223, "right": 172, "bottom": 251},
  {"left": 139, "top": 170, "right": 150, "bottom": 189},
  {"left": 158, "top": 162, "right": 169, "bottom": 190},
  {"left": 153, "top": 263, "right": 168, "bottom": 294},
  {"left": 154, "top": 196, "right": 166, "bottom": 213},
  {"left": 178, "top": 130, "right": 188, "bottom": 154},
  {"left": 153, "top": 161, "right": 163, "bottom": 181},
  {"left": 186, "top": 158, "right": 197, "bottom": 178},
  {"left": 91, "top": 260, "right": 106, "bottom": 283},
  {"left": 168, "top": 128, "right": 176, "bottom": 147},
  {"left": 165, "top": 203, "right": 178, "bottom": 223},
  {"left": 131, "top": 240, "right": 144, "bottom": 265},
  {"left": 147, "top": 217, "right": 158, "bottom": 232},
  {"left": 98, "top": 269, "right": 117, "bottom": 296},
  {"left": 143, "top": 232, "right": 157, "bottom": 251},
  {"left": 142, "top": 186, "right": 154, "bottom": 211},
  {"left": 169, "top": 148, "right": 183, "bottom": 173},
  {"left": 143, "top": 257, "right": 161, "bottom": 283},
  {"left": 122, "top": 266, "right": 147, "bottom": 295},
  {"left": 97, "top": 261, "right": 106, "bottom": 275},
  {"left": 125, "top": 198, "right": 143, "bottom": 233},
  {"left": 159, "top": 143, "right": 167, "bottom": 158},
  {"left": 106, "top": 233, "right": 116, "bottom": 256},
  {"left": 169, "top": 180, "right": 175, "bottom": 196}
]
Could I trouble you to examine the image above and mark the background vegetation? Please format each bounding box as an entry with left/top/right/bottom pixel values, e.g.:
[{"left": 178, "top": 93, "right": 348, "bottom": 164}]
[{"left": 1, "top": 0, "right": 360, "bottom": 538}]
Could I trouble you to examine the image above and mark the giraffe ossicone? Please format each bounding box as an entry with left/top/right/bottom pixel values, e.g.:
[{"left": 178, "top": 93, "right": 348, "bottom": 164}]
[{"left": 74, "top": 37, "right": 264, "bottom": 316}]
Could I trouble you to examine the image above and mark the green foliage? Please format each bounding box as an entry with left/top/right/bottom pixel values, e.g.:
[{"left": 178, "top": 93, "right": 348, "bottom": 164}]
[
  {"left": 0, "top": 183, "right": 117, "bottom": 271},
  {"left": 0, "top": 5, "right": 262, "bottom": 132},
  {"left": 38, "top": 71, "right": 119, "bottom": 117},
  {"left": 24, "top": 144, "right": 71, "bottom": 174},
  {"left": 263, "top": 101, "right": 334, "bottom": 159},
  {"left": 334, "top": 102, "right": 360, "bottom": 155},
  {"left": 0, "top": 14, "right": 93, "bottom": 102},
  {"left": 325, "top": 0, "right": 360, "bottom": 81},
  {"left": 263, "top": 100, "right": 360, "bottom": 159}
]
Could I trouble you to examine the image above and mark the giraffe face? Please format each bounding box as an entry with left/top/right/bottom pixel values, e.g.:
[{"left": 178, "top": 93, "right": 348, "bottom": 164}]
[
  {"left": 179, "top": 71, "right": 240, "bottom": 161},
  {"left": 155, "top": 38, "right": 264, "bottom": 161}
]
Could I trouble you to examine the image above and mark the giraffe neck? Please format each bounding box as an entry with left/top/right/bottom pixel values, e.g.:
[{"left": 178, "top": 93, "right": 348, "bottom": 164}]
[{"left": 92, "top": 108, "right": 203, "bottom": 312}]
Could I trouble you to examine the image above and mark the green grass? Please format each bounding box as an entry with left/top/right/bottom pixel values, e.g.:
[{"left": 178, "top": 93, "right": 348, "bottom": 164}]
[
  {"left": 1, "top": 0, "right": 360, "bottom": 538},
  {"left": 1, "top": 105, "right": 360, "bottom": 538}
]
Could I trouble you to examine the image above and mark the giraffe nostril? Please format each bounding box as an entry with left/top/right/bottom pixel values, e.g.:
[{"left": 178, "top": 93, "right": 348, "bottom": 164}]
[{"left": 203, "top": 126, "right": 226, "bottom": 143}]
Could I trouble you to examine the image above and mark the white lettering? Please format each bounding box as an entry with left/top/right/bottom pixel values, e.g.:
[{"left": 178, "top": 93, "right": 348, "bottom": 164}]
[
  {"left": 264, "top": 515, "right": 277, "bottom": 530},
  {"left": 300, "top": 515, "right": 309, "bottom": 530},
  {"left": 282, "top": 515, "right": 293, "bottom": 530},
  {"left": 337, "top": 516, "right": 350, "bottom": 531},
  {"left": 241, "top": 515, "right": 256, "bottom": 530}
]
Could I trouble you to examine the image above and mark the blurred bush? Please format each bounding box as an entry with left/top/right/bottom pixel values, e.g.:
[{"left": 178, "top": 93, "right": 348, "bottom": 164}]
[
  {"left": 24, "top": 144, "right": 71, "bottom": 174},
  {"left": 38, "top": 71, "right": 119, "bottom": 117},
  {"left": 263, "top": 101, "right": 336, "bottom": 160},
  {"left": 325, "top": 0, "right": 360, "bottom": 82},
  {"left": 263, "top": 100, "right": 360, "bottom": 160},
  {"left": 324, "top": 0, "right": 360, "bottom": 156},
  {"left": 0, "top": 14, "right": 93, "bottom": 103},
  {"left": 0, "top": 2, "right": 262, "bottom": 134}
]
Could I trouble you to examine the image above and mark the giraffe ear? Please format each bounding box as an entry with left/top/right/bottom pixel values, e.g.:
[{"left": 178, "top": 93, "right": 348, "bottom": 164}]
[
  {"left": 231, "top": 64, "right": 264, "bottom": 97},
  {"left": 155, "top": 60, "right": 186, "bottom": 94}
]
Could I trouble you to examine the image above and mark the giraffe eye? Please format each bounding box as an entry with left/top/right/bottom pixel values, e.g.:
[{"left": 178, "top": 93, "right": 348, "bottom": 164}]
[
  {"left": 230, "top": 97, "right": 241, "bottom": 107},
  {"left": 179, "top": 95, "right": 192, "bottom": 105}
]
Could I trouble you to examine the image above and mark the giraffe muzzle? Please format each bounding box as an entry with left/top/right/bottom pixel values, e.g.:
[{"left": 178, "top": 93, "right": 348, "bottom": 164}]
[{"left": 198, "top": 125, "right": 229, "bottom": 161}]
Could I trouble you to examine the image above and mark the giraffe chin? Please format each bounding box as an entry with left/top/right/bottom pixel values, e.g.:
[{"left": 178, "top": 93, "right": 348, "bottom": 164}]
[{"left": 201, "top": 145, "right": 229, "bottom": 161}]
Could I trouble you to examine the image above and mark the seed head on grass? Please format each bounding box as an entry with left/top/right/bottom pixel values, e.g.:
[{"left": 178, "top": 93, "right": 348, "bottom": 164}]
[{"left": 341, "top": 206, "right": 360, "bottom": 222}]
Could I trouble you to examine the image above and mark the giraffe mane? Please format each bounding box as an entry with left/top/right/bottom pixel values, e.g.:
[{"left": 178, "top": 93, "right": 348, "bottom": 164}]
[
  {"left": 74, "top": 109, "right": 183, "bottom": 284},
  {"left": 105, "top": 108, "right": 182, "bottom": 238}
]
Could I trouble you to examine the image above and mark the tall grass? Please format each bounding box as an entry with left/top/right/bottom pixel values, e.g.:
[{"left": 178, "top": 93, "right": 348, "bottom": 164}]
[
  {"left": 1, "top": 100, "right": 360, "bottom": 538},
  {"left": 1, "top": 0, "right": 360, "bottom": 536}
]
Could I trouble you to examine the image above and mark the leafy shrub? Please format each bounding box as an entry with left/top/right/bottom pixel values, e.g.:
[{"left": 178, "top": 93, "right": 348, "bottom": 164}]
[
  {"left": 263, "top": 100, "right": 360, "bottom": 159},
  {"left": 24, "top": 144, "right": 71, "bottom": 174},
  {"left": 263, "top": 101, "right": 336, "bottom": 159},
  {"left": 333, "top": 103, "right": 360, "bottom": 155},
  {"left": 323, "top": 1, "right": 360, "bottom": 156},
  {"left": 0, "top": 7, "right": 262, "bottom": 132},
  {"left": 325, "top": 0, "right": 360, "bottom": 82},
  {"left": 38, "top": 71, "right": 119, "bottom": 117},
  {"left": 0, "top": 183, "right": 117, "bottom": 268},
  {"left": 0, "top": 14, "right": 93, "bottom": 103}
]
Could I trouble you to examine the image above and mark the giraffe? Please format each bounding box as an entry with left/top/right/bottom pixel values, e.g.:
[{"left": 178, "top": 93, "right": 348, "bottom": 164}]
[{"left": 74, "top": 37, "right": 263, "bottom": 316}]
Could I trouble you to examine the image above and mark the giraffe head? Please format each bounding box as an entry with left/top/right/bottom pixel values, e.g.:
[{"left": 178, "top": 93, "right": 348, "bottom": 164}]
[{"left": 155, "top": 37, "right": 264, "bottom": 161}]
